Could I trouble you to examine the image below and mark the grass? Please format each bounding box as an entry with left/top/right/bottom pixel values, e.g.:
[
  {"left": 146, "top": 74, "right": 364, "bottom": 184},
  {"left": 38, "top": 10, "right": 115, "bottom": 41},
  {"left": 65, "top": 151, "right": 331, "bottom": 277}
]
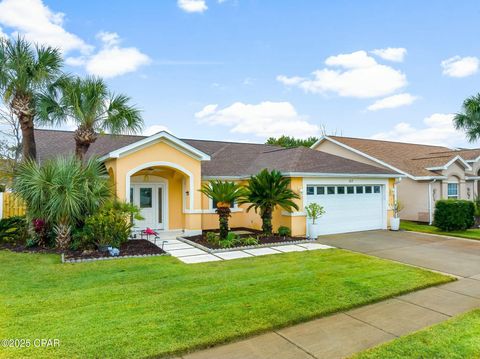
[
  {"left": 353, "top": 309, "right": 480, "bottom": 359},
  {"left": 0, "top": 249, "right": 452, "bottom": 358},
  {"left": 401, "top": 220, "right": 480, "bottom": 240}
]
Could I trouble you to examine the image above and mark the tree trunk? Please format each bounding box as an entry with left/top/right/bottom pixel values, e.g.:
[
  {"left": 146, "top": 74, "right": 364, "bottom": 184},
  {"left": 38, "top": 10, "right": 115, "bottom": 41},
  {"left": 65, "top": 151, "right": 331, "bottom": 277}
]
[
  {"left": 19, "top": 114, "right": 36, "bottom": 161},
  {"left": 261, "top": 206, "right": 273, "bottom": 235},
  {"left": 74, "top": 126, "right": 98, "bottom": 161},
  {"left": 11, "top": 94, "right": 36, "bottom": 161},
  {"left": 215, "top": 205, "right": 231, "bottom": 240}
]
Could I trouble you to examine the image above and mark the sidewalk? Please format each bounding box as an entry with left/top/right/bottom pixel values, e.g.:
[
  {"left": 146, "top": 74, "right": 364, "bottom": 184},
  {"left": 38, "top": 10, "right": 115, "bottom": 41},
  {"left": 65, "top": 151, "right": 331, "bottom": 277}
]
[{"left": 181, "top": 277, "right": 480, "bottom": 359}]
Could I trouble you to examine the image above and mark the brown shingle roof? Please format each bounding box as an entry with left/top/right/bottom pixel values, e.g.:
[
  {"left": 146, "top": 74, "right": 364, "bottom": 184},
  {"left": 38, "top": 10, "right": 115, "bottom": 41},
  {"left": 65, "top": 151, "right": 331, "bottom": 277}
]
[
  {"left": 327, "top": 136, "right": 471, "bottom": 177},
  {"left": 35, "top": 129, "right": 398, "bottom": 177}
]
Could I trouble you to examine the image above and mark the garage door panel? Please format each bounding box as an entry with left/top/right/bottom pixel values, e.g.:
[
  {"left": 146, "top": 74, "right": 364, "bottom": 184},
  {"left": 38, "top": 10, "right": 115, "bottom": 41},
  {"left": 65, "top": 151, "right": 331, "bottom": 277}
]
[{"left": 306, "top": 185, "right": 384, "bottom": 235}]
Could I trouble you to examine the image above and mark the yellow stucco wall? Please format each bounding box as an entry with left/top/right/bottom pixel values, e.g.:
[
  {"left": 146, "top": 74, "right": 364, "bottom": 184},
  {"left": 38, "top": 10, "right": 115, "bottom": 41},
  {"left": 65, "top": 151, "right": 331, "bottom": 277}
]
[{"left": 105, "top": 140, "right": 203, "bottom": 231}]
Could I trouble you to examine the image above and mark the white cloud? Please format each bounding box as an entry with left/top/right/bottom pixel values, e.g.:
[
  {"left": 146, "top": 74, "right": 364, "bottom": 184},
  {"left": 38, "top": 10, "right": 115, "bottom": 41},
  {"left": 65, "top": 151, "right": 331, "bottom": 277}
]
[
  {"left": 0, "top": 1, "right": 150, "bottom": 78},
  {"left": 325, "top": 50, "right": 377, "bottom": 68},
  {"left": 371, "top": 47, "right": 407, "bottom": 62},
  {"left": 143, "top": 125, "right": 170, "bottom": 136},
  {"left": 66, "top": 31, "right": 151, "bottom": 78},
  {"left": 0, "top": 0, "right": 92, "bottom": 54},
  {"left": 178, "top": 0, "right": 207, "bottom": 13},
  {"left": 277, "top": 50, "right": 407, "bottom": 98},
  {"left": 441, "top": 56, "right": 479, "bottom": 78},
  {"left": 371, "top": 113, "right": 465, "bottom": 146},
  {"left": 195, "top": 101, "right": 320, "bottom": 139},
  {"left": 367, "top": 93, "right": 417, "bottom": 111}
]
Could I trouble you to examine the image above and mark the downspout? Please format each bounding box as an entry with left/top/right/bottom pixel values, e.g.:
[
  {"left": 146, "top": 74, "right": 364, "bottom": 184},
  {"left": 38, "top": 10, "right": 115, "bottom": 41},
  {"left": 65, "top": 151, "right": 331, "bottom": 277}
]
[{"left": 428, "top": 179, "right": 436, "bottom": 225}]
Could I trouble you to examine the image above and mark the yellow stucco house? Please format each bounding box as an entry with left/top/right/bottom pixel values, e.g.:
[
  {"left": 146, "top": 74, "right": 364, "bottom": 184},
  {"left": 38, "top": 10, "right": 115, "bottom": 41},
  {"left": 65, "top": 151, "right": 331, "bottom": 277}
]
[{"left": 36, "top": 129, "right": 402, "bottom": 237}]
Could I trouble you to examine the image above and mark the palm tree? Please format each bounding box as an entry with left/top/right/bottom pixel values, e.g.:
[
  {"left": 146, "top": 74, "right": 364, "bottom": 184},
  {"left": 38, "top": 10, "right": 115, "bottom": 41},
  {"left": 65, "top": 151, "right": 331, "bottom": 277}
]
[
  {"left": 239, "top": 169, "right": 299, "bottom": 235},
  {"left": 13, "top": 156, "right": 112, "bottom": 249},
  {"left": 200, "top": 180, "right": 246, "bottom": 239},
  {"left": 38, "top": 76, "right": 143, "bottom": 161},
  {"left": 454, "top": 93, "right": 480, "bottom": 142},
  {"left": 0, "top": 37, "right": 63, "bottom": 160}
]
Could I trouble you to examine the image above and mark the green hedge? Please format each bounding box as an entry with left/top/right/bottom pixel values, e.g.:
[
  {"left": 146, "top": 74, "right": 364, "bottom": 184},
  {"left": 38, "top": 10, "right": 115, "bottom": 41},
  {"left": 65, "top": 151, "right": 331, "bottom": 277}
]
[{"left": 433, "top": 199, "right": 475, "bottom": 231}]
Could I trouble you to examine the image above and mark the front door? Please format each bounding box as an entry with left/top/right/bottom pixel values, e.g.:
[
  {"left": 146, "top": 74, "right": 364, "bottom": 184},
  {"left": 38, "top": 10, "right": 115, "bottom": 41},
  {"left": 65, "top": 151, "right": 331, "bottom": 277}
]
[{"left": 131, "top": 184, "right": 166, "bottom": 230}]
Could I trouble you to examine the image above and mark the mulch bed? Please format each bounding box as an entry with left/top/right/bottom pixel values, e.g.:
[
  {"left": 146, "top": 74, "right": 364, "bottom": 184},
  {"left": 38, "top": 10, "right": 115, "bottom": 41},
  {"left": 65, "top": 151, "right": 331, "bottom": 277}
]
[
  {"left": 184, "top": 227, "right": 308, "bottom": 249},
  {"left": 0, "top": 239, "right": 165, "bottom": 260}
]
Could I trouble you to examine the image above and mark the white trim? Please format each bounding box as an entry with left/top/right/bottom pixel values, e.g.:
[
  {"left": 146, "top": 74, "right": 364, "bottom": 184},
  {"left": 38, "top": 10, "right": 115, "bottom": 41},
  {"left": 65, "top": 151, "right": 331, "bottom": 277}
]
[
  {"left": 126, "top": 161, "right": 195, "bottom": 211},
  {"left": 311, "top": 136, "right": 445, "bottom": 181},
  {"left": 281, "top": 172, "right": 402, "bottom": 178},
  {"left": 99, "top": 131, "right": 211, "bottom": 161},
  {"left": 281, "top": 211, "right": 306, "bottom": 217},
  {"left": 466, "top": 176, "right": 480, "bottom": 180},
  {"left": 201, "top": 208, "right": 244, "bottom": 214},
  {"left": 425, "top": 155, "right": 472, "bottom": 171},
  {"left": 0, "top": 192, "right": 3, "bottom": 219}
]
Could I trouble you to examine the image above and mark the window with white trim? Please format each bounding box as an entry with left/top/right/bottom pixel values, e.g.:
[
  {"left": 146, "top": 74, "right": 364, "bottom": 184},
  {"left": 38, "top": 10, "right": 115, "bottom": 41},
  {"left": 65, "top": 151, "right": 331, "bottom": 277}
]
[{"left": 447, "top": 183, "right": 459, "bottom": 199}]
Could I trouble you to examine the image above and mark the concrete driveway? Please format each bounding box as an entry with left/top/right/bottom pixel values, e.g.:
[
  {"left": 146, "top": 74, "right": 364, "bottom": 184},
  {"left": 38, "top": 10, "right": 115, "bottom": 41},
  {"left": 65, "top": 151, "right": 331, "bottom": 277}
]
[{"left": 317, "top": 230, "right": 480, "bottom": 278}]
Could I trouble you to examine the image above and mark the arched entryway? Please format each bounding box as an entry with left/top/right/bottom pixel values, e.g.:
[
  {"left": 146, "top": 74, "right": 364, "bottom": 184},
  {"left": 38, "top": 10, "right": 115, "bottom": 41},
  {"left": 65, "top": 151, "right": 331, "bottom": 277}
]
[{"left": 125, "top": 162, "right": 194, "bottom": 231}]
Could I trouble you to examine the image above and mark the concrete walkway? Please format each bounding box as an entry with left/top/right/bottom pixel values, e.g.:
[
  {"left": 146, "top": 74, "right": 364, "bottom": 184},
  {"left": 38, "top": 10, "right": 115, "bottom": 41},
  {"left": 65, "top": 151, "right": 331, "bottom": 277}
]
[
  {"left": 156, "top": 234, "right": 334, "bottom": 264},
  {"left": 164, "top": 239, "right": 333, "bottom": 263},
  {"left": 179, "top": 231, "right": 480, "bottom": 358}
]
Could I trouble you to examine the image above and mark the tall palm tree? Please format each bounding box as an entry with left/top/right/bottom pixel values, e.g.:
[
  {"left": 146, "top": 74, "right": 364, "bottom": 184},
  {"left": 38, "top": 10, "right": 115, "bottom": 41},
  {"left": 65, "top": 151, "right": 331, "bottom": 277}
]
[
  {"left": 0, "top": 37, "right": 63, "bottom": 160},
  {"left": 239, "top": 169, "right": 299, "bottom": 235},
  {"left": 14, "top": 156, "right": 112, "bottom": 249},
  {"left": 200, "top": 180, "right": 246, "bottom": 239},
  {"left": 454, "top": 93, "right": 480, "bottom": 142},
  {"left": 38, "top": 76, "right": 143, "bottom": 161}
]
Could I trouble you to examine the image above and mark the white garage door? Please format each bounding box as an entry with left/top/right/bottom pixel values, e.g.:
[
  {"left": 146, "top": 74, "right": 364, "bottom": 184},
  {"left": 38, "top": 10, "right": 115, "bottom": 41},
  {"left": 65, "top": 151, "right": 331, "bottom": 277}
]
[{"left": 305, "top": 184, "right": 385, "bottom": 235}]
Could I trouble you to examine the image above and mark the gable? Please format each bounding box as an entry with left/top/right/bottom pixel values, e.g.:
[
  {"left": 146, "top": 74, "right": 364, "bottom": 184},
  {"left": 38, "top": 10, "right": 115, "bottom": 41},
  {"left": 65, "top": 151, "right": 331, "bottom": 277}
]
[{"left": 313, "top": 138, "right": 388, "bottom": 169}]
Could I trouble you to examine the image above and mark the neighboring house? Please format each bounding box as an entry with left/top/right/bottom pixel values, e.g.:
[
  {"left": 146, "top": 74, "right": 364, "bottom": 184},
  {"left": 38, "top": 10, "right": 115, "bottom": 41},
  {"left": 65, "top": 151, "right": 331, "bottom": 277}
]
[
  {"left": 35, "top": 129, "right": 402, "bottom": 236},
  {"left": 312, "top": 136, "right": 480, "bottom": 224}
]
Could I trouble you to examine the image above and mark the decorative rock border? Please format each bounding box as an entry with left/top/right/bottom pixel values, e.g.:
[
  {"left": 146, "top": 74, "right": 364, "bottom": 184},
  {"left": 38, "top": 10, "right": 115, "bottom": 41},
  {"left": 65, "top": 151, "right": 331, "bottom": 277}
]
[
  {"left": 61, "top": 252, "right": 170, "bottom": 264},
  {"left": 177, "top": 236, "right": 316, "bottom": 253}
]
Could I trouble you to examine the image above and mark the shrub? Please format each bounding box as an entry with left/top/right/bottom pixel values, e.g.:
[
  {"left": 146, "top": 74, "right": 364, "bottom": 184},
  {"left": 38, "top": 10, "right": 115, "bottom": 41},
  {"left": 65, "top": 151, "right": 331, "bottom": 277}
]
[
  {"left": 277, "top": 226, "right": 291, "bottom": 237},
  {"left": 82, "top": 201, "right": 142, "bottom": 249},
  {"left": 0, "top": 216, "right": 28, "bottom": 245},
  {"left": 205, "top": 231, "right": 219, "bottom": 246},
  {"left": 433, "top": 199, "right": 475, "bottom": 231},
  {"left": 219, "top": 232, "right": 240, "bottom": 248},
  {"left": 240, "top": 236, "right": 259, "bottom": 246},
  {"left": 13, "top": 156, "right": 112, "bottom": 249}
]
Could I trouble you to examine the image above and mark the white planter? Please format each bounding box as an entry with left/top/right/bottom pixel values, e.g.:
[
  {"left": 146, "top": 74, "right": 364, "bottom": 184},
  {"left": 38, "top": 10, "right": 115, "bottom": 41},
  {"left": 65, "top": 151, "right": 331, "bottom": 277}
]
[
  {"left": 309, "top": 223, "right": 321, "bottom": 239},
  {"left": 390, "top": 217, "right": 400, "bottom": 231}
]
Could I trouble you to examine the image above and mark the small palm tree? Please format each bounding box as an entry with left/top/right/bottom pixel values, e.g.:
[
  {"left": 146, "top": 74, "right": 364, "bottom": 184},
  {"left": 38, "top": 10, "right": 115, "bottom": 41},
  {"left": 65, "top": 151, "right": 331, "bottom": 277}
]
[
  {"left": 14, "top": 156, "right": 112, "bottom": 248},
  {"left": 239, "top": 169, "right": 299, "bottom": 235},
  {"left": 38, "top": 76, "right": 143, "bottom": 161},
  {"left": 0, "top": 37, "right": 63, "bottom": 160},
  {"left": 454, "top": 93, "right": 480, "bottom": 142},
  {"left": 200, "top": 180, "right": 246, "bottom": 239}
]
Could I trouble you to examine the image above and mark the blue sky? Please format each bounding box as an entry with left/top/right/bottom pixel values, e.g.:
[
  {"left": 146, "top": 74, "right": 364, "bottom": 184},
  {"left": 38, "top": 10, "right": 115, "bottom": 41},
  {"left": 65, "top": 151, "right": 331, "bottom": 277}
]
[{"left": 1, "top": 0, "right": 480, "bottom": 147}]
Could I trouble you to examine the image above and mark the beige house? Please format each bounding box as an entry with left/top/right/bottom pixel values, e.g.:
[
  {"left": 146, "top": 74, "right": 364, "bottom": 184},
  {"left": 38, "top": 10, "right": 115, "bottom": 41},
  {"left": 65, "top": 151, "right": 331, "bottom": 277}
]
[{"left": 312, "top": 136, "right": 480, "bottom": 223}]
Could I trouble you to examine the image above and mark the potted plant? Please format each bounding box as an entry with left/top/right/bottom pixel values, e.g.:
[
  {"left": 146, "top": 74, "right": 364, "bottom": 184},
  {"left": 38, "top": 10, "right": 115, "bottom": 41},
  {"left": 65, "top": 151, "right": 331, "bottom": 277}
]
[
  {"left": 390, "top": 201, "right": 404, "bottom": 231},
  {"left": 305, "top": 203, "right": 325, "bottom": 239}
]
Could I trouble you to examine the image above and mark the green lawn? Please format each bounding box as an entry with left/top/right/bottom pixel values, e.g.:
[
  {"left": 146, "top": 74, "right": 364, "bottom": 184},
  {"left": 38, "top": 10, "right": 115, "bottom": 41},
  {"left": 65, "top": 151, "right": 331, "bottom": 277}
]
[
  {"left": 401, "top": 220, "right": 480, "bottom": 240},
  {"left": 353, "top": 309, "right": 480, "bottom": 359},
  {"left": 0, "top": 249, "right": 452, "bottom": 359}
]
